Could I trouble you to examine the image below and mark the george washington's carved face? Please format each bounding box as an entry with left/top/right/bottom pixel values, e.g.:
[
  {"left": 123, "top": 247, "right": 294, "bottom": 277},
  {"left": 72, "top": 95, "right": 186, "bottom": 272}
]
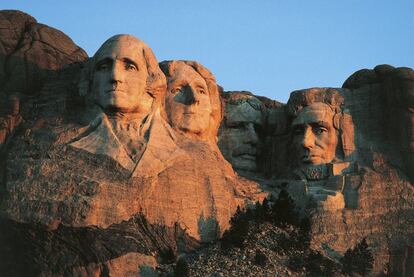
[
  {"left": 292, "top": 102, "right": 338, "bottom": 166},
  {"left": 92, "top": 36, "right": 151, "bottom": 113},
  {"left": 165, "top": 63, "right": 212, "bottom": 136}
]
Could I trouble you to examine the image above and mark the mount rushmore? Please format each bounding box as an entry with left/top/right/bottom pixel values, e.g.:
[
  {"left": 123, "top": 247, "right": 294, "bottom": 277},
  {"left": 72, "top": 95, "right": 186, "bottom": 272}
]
[{"left": 0, "top": 10, "right": 413, "bottom": 276}]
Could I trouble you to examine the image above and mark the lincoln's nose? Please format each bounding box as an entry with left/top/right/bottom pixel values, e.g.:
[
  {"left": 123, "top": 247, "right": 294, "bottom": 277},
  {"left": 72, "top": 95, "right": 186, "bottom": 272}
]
[{"left": 302, "top": 127, "right": 315, "bottom": 149}]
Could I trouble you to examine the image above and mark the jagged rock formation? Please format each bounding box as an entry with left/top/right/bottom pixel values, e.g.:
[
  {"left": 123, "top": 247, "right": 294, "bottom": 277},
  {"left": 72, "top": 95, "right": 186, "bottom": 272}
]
[
  {"left": 0, "top": 14, "right": 263, "bottom": 276},
  {"left": 0, "top": 9, "right": 413, "bottom": 277},
  {"left": 0, "top": 10, "right": 87, "bottom": 98}
]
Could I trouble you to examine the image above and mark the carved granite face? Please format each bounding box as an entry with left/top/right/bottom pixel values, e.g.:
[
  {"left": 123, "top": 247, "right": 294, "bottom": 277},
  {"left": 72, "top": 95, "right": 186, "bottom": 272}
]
[
  {"left": 92, "top": 36, "right": 151, "bottom": 113},
  {"left": 219, "top": 98, "right": 264, "bottom": 172},
  {"left": 165, "top": 63, "right": 212, "bottom": 136},
  {"left": 292, "top": 102, "right": 338, "bottom": 166}
]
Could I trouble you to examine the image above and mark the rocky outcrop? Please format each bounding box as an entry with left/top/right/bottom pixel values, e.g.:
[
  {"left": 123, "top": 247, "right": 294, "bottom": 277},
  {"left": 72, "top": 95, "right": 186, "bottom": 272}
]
[
  {"left": 0, "top": 10, "right": 87, "bottom": 98},
  {"left": 0, "top": 10, "right": 413, "bottom": 277}
]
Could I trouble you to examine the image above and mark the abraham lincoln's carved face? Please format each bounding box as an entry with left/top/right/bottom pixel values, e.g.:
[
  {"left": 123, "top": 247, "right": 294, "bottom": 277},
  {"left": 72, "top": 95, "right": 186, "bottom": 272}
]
[{"left": 292, "top": 102, "right": 338, "bottom": 166}]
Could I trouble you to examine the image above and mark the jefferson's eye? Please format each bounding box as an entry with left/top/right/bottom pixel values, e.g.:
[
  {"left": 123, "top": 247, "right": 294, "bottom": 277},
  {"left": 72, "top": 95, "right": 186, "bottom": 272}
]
[
  {"left": 171, "top": 87, "right": 182, "bottom": 94},
  {"left": 314, "top": 127, "right": 328, "bottom": 135}
]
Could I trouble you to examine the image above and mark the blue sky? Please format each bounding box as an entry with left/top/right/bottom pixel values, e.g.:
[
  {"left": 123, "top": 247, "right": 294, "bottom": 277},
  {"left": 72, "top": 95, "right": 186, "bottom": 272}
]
[{"left": 2, "top": 1, "right": 413, "bottom": 103}]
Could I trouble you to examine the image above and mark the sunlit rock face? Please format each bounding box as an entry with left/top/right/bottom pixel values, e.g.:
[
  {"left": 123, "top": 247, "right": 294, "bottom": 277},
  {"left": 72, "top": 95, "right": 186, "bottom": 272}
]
[
  {"left": 275, "top": 85, "right": 414, "bottom": 275},
  {"left": 0, "top": 24, "right": 263, "bottom": 275},
  {"left": 160, "top": 60, "right": 222, "bottom": 143},
  {"left": 1, "top": 10, "right": 414, "bottom": 277}
]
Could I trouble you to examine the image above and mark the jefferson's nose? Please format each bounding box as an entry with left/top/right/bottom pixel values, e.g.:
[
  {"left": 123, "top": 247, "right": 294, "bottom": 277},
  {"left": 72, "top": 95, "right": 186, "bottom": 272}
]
[
  {"left": 302, "top": 127, "right": 315, "bottom": 149},
  {"left": 243, "top": 124, "right": 259, "bottom": 145},
  {"left": 183, "top": 86, "right": 199, "bottom": 105}
]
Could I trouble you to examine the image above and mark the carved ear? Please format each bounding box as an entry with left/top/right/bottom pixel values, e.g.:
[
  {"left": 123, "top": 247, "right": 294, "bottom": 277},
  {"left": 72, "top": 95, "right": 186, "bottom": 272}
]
[{"left": 340, "top": 112, "right": 355, "bottom": 157}]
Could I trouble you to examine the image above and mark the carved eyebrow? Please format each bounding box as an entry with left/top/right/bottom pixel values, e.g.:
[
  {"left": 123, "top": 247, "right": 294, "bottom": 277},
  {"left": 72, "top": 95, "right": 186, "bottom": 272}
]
[
  {"left": 121, "top": 57, "right": 139, "bottom": 69},
  {"left": 193, "top": 82, "right": 208, "bottom": 92},
  {"left": 169, "top": 79, "right": 186, "bottom": 87},
  {"left": 310, "top": 121, "right": 330, "bottom": 128}
]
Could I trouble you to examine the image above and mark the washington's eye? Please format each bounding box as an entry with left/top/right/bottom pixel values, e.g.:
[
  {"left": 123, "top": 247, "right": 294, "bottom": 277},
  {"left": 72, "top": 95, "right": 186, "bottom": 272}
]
[
  {"left": 171, "top": 87, "right": 182, "bottom": 94},
  {"left": 125, "top": 63, "right": 138, "bottom": 71}
]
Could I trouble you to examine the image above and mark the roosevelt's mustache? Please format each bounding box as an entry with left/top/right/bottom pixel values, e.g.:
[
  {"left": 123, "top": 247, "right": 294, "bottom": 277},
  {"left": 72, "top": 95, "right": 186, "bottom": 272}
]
[{"left": 232, "top": 146, "right": 258, "bottom": 157}]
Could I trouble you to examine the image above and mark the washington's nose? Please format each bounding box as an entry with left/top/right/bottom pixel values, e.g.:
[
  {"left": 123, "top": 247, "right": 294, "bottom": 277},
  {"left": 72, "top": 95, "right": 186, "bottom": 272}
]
[
  {"left": 302, "top": 127, "right": 315, "bottom": 149},
  {"left": 183, "top": 85, "right": 199, "bottom": 105},
  {"left": 243, "top": 124, "right": 259, "bottom": 145},
  {"left": 110, "top": 62, "right": 124, "bottom": 84}
]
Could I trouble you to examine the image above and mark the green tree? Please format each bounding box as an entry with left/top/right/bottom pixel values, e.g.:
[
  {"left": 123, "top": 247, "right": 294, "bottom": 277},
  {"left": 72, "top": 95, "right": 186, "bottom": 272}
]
[
  {"left": 341, "top": 238, "right": 374, "bottom": 276},
  {"left": 221, "top": 206, "right": 249, "bottom": 249},
  {"left": 271, "top": 189, "right": 298, "bottom": 227},
  {"left": 174, "top": 258, "right": 190, "bottom": 277}
]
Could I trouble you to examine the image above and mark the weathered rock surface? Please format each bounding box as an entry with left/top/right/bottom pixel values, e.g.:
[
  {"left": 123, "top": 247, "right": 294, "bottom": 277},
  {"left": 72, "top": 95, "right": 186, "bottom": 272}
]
[
  {"left": 263, "top": 73, "right": 414, "bottom": 275},
  {"left": 0, "top": 10, "right": 87, "bottom": 98},
  {"left": 0, "top": 18, "right": 264, "bottom": 275},
  {"left": 0, "top": 10, "right": 413, "bottom": 277}
]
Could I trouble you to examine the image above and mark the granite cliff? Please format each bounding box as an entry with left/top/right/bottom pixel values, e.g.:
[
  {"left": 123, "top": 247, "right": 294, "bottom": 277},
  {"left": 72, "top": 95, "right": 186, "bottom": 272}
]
[{"left": 0, "top": 10, "right": 413, "bottom": 276}]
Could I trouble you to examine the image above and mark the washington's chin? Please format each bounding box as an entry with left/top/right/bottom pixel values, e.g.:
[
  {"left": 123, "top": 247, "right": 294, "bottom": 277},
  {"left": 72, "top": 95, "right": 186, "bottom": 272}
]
[
  {"left": 98, "top": 97, "right": 142, "bottom": 112},
  {"left": 175, "top": 119, "right": 209, "bottom": 135}
]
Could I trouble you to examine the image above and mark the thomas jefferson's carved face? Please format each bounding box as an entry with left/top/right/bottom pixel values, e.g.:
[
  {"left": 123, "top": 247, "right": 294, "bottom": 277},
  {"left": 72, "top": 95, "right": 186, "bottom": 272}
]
[
  {"left": 92, "top": 37, "right": 151, "bottom": 113},
  {"left": 165, "top": 63, "right": 212, "bottom": 136},
  {"left": 219, "top": 98, "right": 264, "bottom": 172},
  {"left": 292, "top": 102, "right": 338, "bottom": 166}
]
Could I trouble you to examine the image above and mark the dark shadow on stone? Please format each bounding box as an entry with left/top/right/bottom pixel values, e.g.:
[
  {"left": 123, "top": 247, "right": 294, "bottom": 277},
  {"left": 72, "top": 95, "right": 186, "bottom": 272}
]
[
  {"left": 0, "top": 213, "right": 199, "bottom": 275},
  {"left": 197, "top": 214, "right": 220, "bottom": 243}
]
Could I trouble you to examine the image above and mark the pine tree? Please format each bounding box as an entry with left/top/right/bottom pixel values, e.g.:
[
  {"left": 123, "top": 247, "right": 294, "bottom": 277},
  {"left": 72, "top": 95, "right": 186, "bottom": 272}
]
[
  {"left": 271, "top": 189, "right": 298, "bottom": 227},
  {"left": 174, "top": 258, "right": 190, "bottom": 277},
  {"left": 341, "top": 238, "right": 374, "bottom": 275},
  {"left": 254, "top": 198, "right": 272, "bottom": 223},
  {"left": 221, "top": 206, "right": 249, "bottom": 249}
]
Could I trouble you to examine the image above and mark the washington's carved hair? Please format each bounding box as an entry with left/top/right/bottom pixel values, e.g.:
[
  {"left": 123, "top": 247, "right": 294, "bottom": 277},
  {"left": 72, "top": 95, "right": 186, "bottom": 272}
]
[
  {"left": 78, "top": 34, "right": 167, "bottom": 105},
  {"left": 159, "top": 60, "right": 223, "bottom": 138}
]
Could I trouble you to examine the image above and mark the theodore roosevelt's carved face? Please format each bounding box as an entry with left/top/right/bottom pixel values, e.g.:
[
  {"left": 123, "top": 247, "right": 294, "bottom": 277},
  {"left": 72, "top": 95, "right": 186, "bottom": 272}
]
[
  {"left": 165, "top": 63, "right": 212, "bottom": 136},
  {"left": 92, "top": 36, "right": 151, "bottom": 113},
  {"left": 219, "top": 96, "right": 264, "bottom": 172},
  {"left": 292, "top": 102, "right": 338, "bottom": 166}
]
